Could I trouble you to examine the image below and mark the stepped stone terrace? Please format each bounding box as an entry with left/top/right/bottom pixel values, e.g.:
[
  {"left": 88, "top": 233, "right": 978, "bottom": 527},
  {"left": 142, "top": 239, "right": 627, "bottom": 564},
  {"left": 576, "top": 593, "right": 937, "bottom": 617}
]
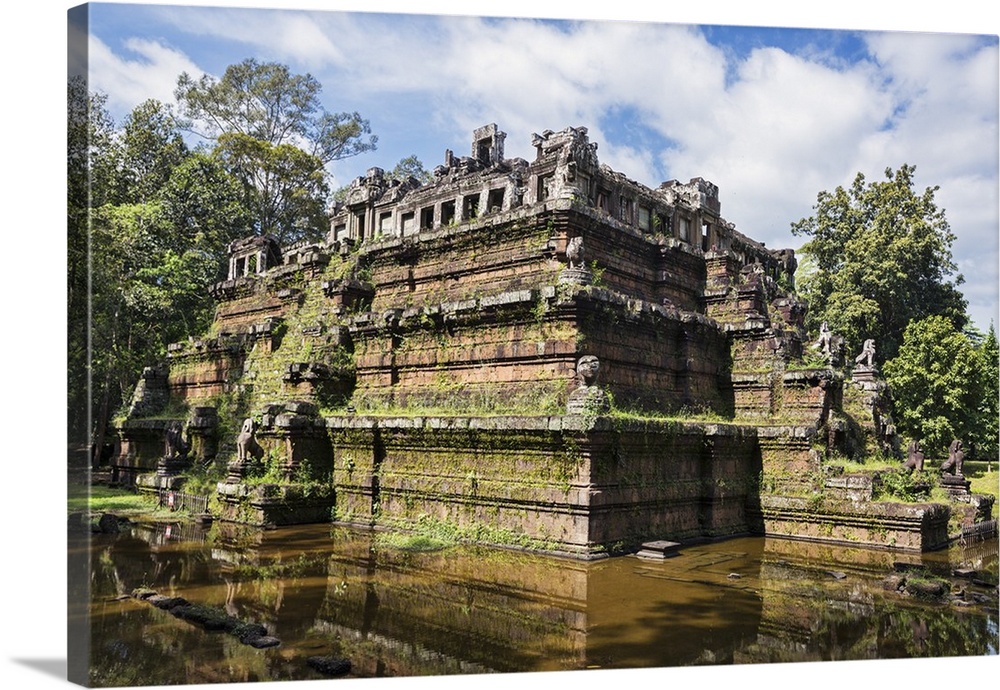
[{"left": 114, "top": 124, "right": 989, "bottom": 558}]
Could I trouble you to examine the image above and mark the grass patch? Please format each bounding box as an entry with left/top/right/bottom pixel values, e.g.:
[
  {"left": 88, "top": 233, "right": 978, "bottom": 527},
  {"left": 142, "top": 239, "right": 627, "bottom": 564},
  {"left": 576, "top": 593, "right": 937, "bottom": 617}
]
[
  {"left": 67, "top": 485, "right": 158, "bottom": 515},
  {"left": 609, "top": 409, "right": 732, "bottom": 424},
  {"left": 824, "top": 457, "right": 898, "bottom": 474},
  {"left": 374, "top": 531, "right": 454, "bottom": 553},
  {"left": 965, "top": 461, "right": 999, "bottom": 518}
]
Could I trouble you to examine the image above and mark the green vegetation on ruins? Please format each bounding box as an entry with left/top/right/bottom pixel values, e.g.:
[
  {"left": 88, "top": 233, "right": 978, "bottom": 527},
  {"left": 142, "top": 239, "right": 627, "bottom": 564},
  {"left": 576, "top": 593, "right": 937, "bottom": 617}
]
[
  {"left": 794, "top": 164, "right": 998, "bottom": 461},
  {"left": 78, "top": 51, "right": 999, "bottom": 560}
]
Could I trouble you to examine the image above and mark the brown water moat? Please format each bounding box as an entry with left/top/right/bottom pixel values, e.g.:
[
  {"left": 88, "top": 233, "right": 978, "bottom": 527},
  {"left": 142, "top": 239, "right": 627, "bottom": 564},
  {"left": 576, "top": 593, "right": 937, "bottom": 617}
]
[{"left": 72, "top": 519, "right": 997, "bottom": 686}]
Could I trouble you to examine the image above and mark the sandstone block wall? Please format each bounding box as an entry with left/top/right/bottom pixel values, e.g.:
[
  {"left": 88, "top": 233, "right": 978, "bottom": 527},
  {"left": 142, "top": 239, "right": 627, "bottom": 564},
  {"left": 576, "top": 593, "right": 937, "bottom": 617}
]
[{"left": 326, "top": 416, "right": 762, "bottom": 557}]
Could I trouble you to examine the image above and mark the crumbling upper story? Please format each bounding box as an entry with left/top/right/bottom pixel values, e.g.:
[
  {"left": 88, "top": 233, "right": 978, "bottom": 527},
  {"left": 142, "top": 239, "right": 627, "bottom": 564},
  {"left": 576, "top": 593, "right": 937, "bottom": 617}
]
[
  {"left": 326, "top": 123, "right": 789, "bottom": 282},
  {"left": 170, "top": 124, "right": 806, "bottom": 419}
]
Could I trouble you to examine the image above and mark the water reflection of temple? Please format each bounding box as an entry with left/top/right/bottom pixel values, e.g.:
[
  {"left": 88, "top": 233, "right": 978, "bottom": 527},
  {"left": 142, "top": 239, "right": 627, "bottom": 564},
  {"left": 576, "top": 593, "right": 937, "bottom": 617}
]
[{"left": 85, "top": 524, "right": 997, "bottom": 684}]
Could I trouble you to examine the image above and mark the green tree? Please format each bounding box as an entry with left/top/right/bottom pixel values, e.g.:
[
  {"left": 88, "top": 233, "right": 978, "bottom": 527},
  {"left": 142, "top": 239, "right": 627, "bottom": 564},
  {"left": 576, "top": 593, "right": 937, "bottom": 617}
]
[
  {"left": 213, "top": 132, "right": 329, "bottom": 244},
  {"left": 882, "top": 316, "right": 983, "bottom": 456},
  {"left": 792, "top": 164, "right": 967, "bottom": 361},
  {"left": 74, "top": 90, "right": 258, "bottom": 463},
  {"left": 389, "top": 154, "right": 432, "bottom": 184},
  {"left": 113, "top": 99, "right": 188, "bottom": 204},
  {"left": 68, "top": 77, "right": 118, "bottom": 453},
  {"left": 174, "top": 59, "right": 377, "bottom": 243},
  {"left": 969, "top": 323, "right": 999, "bottom": 459},
  {"left": 159, "top": 150, "right": 255, "bottom": 270}
]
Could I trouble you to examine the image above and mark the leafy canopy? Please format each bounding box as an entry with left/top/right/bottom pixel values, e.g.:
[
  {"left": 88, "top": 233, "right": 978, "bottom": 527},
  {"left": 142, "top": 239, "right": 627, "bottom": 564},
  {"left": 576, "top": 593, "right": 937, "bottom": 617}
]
[
  {"left": 174, "top": 58, "right": 376, "bottom": 164},
  {"left": 792, "top": 164, "right": 967, "bottom": 362},
  {"left": 174, "top": 59, "right": 377, "bottom": 243},
  {"left": 968, "top": 323, "right": 999, "bottom": 459},
  {"left": 882, "top": 316, "right": 982, "bottom": 456}
]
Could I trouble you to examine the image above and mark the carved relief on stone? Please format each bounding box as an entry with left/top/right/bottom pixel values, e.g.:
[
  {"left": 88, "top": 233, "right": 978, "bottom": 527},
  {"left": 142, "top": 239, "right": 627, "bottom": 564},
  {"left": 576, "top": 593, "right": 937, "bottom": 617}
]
[{"left": 344, "top": 167, "right": 389, "bottom": 205}]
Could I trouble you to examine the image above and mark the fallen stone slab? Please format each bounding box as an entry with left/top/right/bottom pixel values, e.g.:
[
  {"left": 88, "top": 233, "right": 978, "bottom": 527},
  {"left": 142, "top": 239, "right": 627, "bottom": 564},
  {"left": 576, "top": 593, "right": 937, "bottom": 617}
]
[
  {"left": 905, "top": 579, "right": 947, "bottom": 598},
  {"left": 170, "top": 604, "right": 241, "bottom": 632}
]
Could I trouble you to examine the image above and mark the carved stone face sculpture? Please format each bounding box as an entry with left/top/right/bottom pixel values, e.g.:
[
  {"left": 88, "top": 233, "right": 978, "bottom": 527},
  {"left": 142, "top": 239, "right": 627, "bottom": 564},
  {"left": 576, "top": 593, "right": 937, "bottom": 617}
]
[{"left": 576, "top": 355, "right": 600, "bottom": 386}]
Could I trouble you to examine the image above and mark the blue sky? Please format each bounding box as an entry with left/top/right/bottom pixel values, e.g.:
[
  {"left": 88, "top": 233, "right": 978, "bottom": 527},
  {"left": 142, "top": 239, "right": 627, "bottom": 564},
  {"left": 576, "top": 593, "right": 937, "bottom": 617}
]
[{"left": 73, "top": 1, "right": 1000, "bottom": 333}]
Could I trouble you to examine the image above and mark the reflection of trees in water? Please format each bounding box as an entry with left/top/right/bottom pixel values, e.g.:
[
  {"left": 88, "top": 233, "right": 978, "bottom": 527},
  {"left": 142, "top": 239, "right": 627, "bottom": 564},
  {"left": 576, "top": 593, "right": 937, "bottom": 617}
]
[
  {"left": 743, "top": 558, "right": 997, "bottom": 664},
  {"left": 85, "top": 527, "right": 998, "bottom": 685},
  {"left": 877, "top": 604, "right": 996, "bottom": 659},
  {"left": 88, "top": 524, "right": 217, "bottom": 599}
]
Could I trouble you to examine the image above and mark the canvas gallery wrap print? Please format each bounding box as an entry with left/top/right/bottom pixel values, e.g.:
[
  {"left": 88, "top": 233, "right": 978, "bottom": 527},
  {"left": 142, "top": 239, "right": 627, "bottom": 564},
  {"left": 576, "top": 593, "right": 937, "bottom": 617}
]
[{"left": 67, "top": 2, "right": 999, "bottom": 687}]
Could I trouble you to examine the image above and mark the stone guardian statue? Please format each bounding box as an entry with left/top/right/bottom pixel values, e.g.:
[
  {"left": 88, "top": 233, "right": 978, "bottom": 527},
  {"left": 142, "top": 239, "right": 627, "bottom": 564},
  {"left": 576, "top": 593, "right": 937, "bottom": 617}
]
[
  {"left": 940, "top": 439, "right": 964, "bottom": 476},
  {"left": 566, "top": 355, "right": 610, "bottom": 415},
  {"left": 855, "top": 339, "right": 876, "bottom": 368},
  {"left": 236, "top": 418, "right": 264, "bottom": 464},
  {"left": 903, "top": 440, "right": 924, "bottom": 472}
]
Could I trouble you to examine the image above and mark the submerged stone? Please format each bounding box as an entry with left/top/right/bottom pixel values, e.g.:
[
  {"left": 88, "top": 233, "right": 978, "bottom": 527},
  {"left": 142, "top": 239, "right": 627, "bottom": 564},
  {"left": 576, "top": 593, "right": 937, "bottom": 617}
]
[{"left": 307, "top": 656, "right": 352, "bottom": 677}]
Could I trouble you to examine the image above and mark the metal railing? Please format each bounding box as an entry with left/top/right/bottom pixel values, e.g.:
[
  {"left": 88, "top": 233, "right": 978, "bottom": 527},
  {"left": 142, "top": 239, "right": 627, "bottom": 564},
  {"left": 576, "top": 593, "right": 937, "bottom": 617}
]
[
  {"left": 960, "top": 519, "right": 998, "bottom": 544},
  {"left": 157, "top": 489, "right": 210, "bottom": 514}
]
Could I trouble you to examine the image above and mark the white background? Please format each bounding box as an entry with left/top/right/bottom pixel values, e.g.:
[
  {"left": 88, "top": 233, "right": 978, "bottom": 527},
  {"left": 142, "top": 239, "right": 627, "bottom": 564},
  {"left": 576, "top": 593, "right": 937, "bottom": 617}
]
[{"left": 1, "top": 1, "right": 997, "bottom": 688}]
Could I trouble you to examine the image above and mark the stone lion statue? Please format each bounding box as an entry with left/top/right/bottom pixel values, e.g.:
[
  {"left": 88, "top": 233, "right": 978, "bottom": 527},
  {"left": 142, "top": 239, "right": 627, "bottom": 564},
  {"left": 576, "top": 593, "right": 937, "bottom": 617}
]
[
  {"left": 236, "top": 418, "right": 264, "bottom": 463},
  {"left": 903, "top": 440, "right": 924, "bottom": 472},
  {"left": 576, "top": 354, "right": 601, "bottom": 387},
  {"left": 855, "top": 339, "right": 876, "bottom": 367},
  {"left": 940, "top": 439, "right": 964, "bottom": 476},
  {"left": 567, "top": 355, "right": 610, "bottom": 415},
  {"left": 164, "top": 421, "right": 189, "bottom": 460}
]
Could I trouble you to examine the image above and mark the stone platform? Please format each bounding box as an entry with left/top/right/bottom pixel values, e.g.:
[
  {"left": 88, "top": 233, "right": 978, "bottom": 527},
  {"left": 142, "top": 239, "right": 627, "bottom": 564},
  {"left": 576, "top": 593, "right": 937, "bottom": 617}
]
[
  {"left": 635, "top": 540, "right": 682, "bottom": 560},
  {"left": 939, "top": 474, "right": 971, "bottom": 499}
]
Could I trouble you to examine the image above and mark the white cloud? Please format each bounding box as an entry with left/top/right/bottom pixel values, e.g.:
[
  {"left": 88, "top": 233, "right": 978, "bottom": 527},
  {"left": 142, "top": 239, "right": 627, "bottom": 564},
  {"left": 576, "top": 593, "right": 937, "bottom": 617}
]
[
  {"left": 662, "top": 46, "right": 894, "bottom": 243},
  {"left": 88, "top": 35, "right": 202, "bottom": 116},
  {"left": 152, "top": 6, "right": 347, "bottom": 69}
]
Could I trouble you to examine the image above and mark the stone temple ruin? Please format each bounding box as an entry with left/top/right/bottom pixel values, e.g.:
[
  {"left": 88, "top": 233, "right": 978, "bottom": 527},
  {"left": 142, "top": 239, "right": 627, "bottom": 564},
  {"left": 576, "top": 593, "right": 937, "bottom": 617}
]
[{"left": 114, "top": 124, "right": 994, "bottom": 558}]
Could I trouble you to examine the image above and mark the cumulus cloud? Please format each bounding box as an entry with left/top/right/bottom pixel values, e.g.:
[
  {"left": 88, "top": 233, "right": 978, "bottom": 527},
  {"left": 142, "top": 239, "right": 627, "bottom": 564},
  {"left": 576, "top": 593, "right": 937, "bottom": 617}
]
[{"left": 88, "top": 35, "right": 202, "bottom": 116}]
